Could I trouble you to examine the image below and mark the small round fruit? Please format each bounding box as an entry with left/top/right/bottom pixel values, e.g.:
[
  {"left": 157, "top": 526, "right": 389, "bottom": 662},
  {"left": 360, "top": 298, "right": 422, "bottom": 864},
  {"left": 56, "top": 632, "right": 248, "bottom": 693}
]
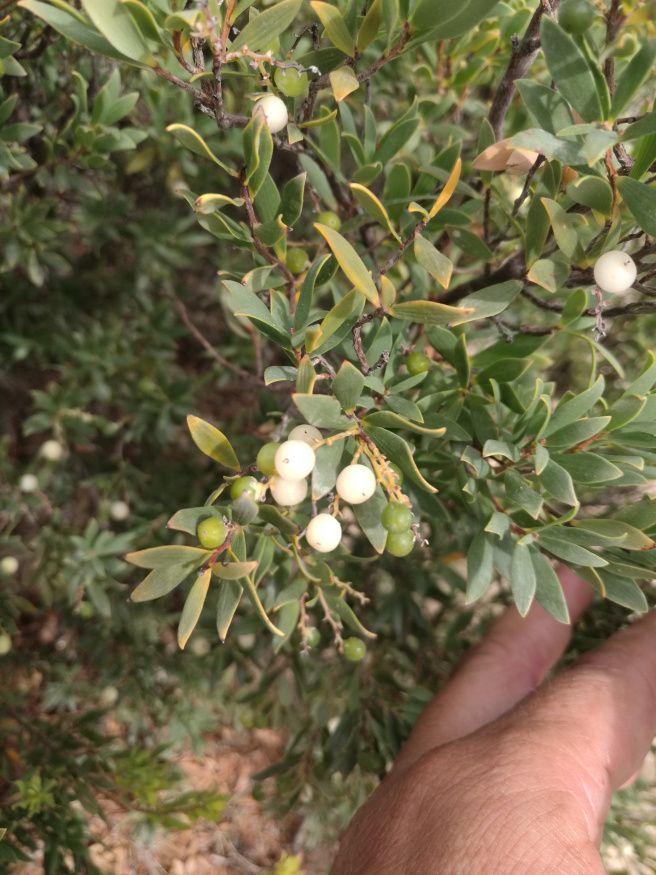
[
  {"left": 256, "top": 442, "right": 281, "bottom": 476},
  {"left": 381, "top": 502, "right": 413, "bottom": 533},
  {"left": 336, "top": 464, "right": 377, "bottom": 505},
  {"left": 19, "top": 474, "right": 38, "bottom": 493},
  {"left": 306, "top": 513, "right": 342, "bottom": 553},
  {"left": 252, "top": 94, "right": 288, "bottom": 134},
  {"left": 1, "top": 556, "right": 18, "bottom": 575},
  {"left": 100, "top": 686, "right": 119, "bottom": 707},
  {"left": 269, "top": 475, "right": 308, "bottom": 506},
  {"left": 317, "top": 210, "right": 341, "bottom": 231},
  {"left": 197, "top": 516, "right": 227, "bottom": 549},
  {"left": 274, "top": 66, "right": 309, "bottom": 98},
  {"left": 275, "top": 440, "right": 316, "bottom": 481},
  {"left": 306, "top": 627, "right": 321, "bottom": 648},
  {"left": 0, "top": 633, "right": 12, "bottom": 656},
  {"left": 286, "top": 248, "right": 309, "bottom": 274},
  {"left": 78, "top": 602, "right": 95, "bottom": 619},
  {"left": 389, "top": 463, "right": 404, "bottom": 485},
  {"left": 40, "top": 439, "right": 64, "bottom": 462},
  {"left": 386, "top": 529, "right": 415, "bottom": 557},
  {"left": 230, "top": 476, "right": 259, "bottom": 500},
  {"left": 405, "top": 351, "right": 431, "bottom": 375},
  {"left": 288, "top": 424, "right": 322, "bottom": 447},
  {"left": 593, "top": 250, "right": 637, "bottom": 294},
  {"left": 343, "top": 637, "right": 366, "bottom": 662},
  {"left": 558, "top": 0, "right": 595, "bottom": 34},
  {"left": 110, "top": 500, "right": 130, "bottom": 522}
]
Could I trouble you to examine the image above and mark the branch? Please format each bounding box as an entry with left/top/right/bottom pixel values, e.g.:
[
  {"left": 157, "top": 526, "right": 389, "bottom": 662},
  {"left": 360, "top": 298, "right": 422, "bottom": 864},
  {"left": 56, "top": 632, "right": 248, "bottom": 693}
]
[{"left": 488, "top": 0, "right": 561, "bottom": 139}]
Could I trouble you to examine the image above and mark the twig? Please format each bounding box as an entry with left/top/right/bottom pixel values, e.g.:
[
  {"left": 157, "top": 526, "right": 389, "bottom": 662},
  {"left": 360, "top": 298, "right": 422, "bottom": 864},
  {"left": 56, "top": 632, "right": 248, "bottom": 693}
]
[
  {"left": 488, "top": 0, "right": 561, "bottom": 139},
  {"left": 511, "top": 155, "right": 545, "bottom": 216},
  {"left": 521, "top": 286, "right": 563, "bottom": 312}
]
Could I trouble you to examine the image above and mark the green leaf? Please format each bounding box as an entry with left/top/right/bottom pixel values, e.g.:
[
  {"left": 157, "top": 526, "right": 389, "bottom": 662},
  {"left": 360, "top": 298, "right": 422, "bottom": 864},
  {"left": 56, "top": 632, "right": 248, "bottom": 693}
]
[
  {"left": 187, "top": 415, "right": 241, "bottom": 470},
  {"left": 310, "top": 1, "right": 355, "bottom": 56},
  {"left": 131, "top": 564, "right": 194, "bottom": 602},
  {"left": 314, "top": 224, "right": 380, "bottom": 305},
  {"left": 599, "top": 572, "right": 648, "bottom": 612},
  {"left": 332, "top": 361, "right": 365, "bottom": 411},
  {"left": 257, "top": 504, "right": 299, "bottom": 538},
  {"left": 611, "top": 39, "right": 656, "bottom": 118},
  {"left": 213, "top": 561, "right": 259, "bottom": 580},
  {"left": 510, "top": 541, "right": 536, "bottom": 617},
  {"left": 350, "top": 183, "right": 400, "bottom": 242},
  {"left": 545, "top": 417, "right": 611, "bottom": 449},
  {"left": 449, "top": 280, "right": 523, "bottom": 326},
  {"left": 18, "top": 0, "right": 128, "bottom": 60},
  {"left": 223, "top": 281, "right": 291, "bottom": 349},
  {"left": 80, "top": 0, "right": 148, "bottom": 61},
  {"left": 125, "top": 545, "right": 210, "bottom": 569},
  {"left": 177, "top": 569, "right": 211, "bottom": 649},
  {"left": 545, "top": 376, "right": 605, "bottom": 434},
  {"left": 540, "top": 197, "right": 584, "bottom": 260},
  {"left": 532, "top": 550, "right": 570, "bottom": 623},
  {"left": 616, "top": 177, "right": 656, "bottom": 237},
  {"left": 363, "top": 411, "right": 445, "bottom": 436},
  {"left": 272, "top": 600, "right": 300, "bottom": 652},
  {"left": 294, "top": 254, "right": 332, "bottom": 331},
  {"left": 292, "top": 394, "right": 352, "bottom": 429},
  {"left": 216, "top": 579, "right": 243, "bottom": 642},
  {"left": 571, "top": 520, "right": 653, "bottom": 551},
  {"left": 353, "top": 486, "right": 388, "bottom": 554},
  {"left": 552, "top": 452, "right": 622, "bottom": 484},
  {"left": 357, "top": 0, "right": 381, "bottom": 51},
  {"left": 622, "top": 111, "right": 656, "bottom": 142},
  {"left": 466, "top": 532, "right": 494, "bottom": 602},
  {"left": 243, "top": 116, "right": 273, "bottom": 199},
  {"left": 539, "top": 17, "right": 603, "bottom": 122},
  {"left": 504, "top": 470, "right": 543, "bottom": 519},
  {"left": 231, "top": 0, "right": 302, "bottom": 51},
  {"left": 280, "top": 172, "right": 306, "bottom": 228},
  {"left": 526, "top": 256, "right": 570, "bottom": 293},
  {"left": 166, "top": 124, "right": 237, "bottom": 176},
  {"left": 516, "top": 79, "right": 574, "bottom": 135},
  {"left": 390, "top": 299, "right": 472, "bottom": 326},
  {"left": 121, "top": 0, "right": 164, "bottom": 43},
  {"left": 364, "top": 426, "right": 437, "bottom": 493},
  {"left": 538, "top": 529, "right": 607, "bottom": 567},
  {"left": 167, "top": 506, "right": 226, "bottom": 536},
  {"left": 566, "top": 176, "right": 613, "bottom": 216},
  {"left": 539, "top": 459, "right": 578, "bottom": 506},
  {"left": 312, "top": 441, "right": 344, "bottom": 501},
  {"left": 413, "top": 0, "right": 499, "bottom": 38},
  {"left": 413, "top": 234, "right": 452, "bottom": 289}
]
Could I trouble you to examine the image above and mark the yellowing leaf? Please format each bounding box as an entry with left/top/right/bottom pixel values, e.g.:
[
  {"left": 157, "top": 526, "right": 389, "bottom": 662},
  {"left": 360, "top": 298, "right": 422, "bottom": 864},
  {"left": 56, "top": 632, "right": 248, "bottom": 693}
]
[
  {"left": 413, "top": 234, "right": 453, "bottom": 289},
  {"left": 314, "top": 223, "right": 380, "bottom": 305},
  {"left": 329, "top": 66, "right": 359, "bottom": 102},
  {"left": 177, "top": 569, "right": 211, "bottom": 649},
  {"left": 166, "top": 123, "right": 237, "bottom": 176},
  {"left": 350, "top": 182, "right": 401, "bottom": 242},
  {"left": 310, "top": 1, "right": 355, "bottom": 56},
  {"left": 187, "top": 415, "right": 240, "bottom": 470},
  {"left": 390, "top": 299, "right": 472, "bottom": 325},
  {"left": 428, "top": 157, "right": 462, "bottom": 219}
]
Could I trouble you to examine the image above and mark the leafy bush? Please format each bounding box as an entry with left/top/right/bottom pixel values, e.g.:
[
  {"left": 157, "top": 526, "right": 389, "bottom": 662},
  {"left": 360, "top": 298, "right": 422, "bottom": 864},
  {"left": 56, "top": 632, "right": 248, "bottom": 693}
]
[{"left": 2, "top": 0, "right": 656, "bottom": 868}]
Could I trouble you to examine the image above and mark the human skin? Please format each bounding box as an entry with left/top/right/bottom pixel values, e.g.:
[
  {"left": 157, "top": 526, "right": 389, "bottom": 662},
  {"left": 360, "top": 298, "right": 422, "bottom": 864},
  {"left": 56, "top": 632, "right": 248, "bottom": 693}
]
[{"left": 332, "top": 569, "right": 656, "bottom": 874}]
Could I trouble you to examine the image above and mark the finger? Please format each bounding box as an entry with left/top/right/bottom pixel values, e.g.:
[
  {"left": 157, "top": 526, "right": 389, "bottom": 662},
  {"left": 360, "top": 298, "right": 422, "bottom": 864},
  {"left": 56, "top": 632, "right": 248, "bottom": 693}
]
[
  {"left": 517, "top": 608, "right": 656, "bottom": 805},
  {"left": 394, "top": 568, "right": 592, "bottom": 772}
]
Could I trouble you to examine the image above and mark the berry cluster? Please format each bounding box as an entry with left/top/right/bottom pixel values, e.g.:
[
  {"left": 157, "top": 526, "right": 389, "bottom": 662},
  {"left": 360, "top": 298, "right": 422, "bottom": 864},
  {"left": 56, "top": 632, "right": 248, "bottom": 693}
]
[{"left": 193, "top": 422, "right": 417, "bottom": 560}]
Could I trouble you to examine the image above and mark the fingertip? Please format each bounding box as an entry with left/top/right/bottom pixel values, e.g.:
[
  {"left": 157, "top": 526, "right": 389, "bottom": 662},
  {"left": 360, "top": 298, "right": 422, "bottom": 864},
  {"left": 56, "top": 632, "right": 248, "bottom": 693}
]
[{"left": 558, "top": 567, "right": 594, "bottom": 623}]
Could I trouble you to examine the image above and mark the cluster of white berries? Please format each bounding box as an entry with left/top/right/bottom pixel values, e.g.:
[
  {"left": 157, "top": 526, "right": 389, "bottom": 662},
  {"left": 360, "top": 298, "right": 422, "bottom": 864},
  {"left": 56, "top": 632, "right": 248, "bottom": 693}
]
[
  {"left": 265, "top": 423, "right": 380, "bottom": 554},
  {"left": 593, "top": 250, "right": 637, "bottom": 294}
]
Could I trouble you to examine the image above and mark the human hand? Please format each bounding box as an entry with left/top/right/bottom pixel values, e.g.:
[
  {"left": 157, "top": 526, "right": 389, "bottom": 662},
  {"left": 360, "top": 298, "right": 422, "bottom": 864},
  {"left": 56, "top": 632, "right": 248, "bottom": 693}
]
[{"left": 333, "top": 569, "right": 656, "bottom": 874}]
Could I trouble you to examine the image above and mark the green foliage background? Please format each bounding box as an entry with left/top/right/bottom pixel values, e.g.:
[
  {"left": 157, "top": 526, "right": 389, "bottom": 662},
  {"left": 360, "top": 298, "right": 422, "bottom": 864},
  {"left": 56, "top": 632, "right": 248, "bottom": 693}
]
[{"left": 1, "top": 0, "right": 656, "bottom": 870}]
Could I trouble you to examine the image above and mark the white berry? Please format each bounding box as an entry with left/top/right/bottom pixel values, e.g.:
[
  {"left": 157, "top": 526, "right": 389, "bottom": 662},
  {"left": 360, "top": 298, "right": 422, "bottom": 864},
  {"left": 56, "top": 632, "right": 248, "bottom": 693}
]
[
  {"left": 269, "top": 475, "right": 308, "bottom": 506},
  {"left": 306, "top": 514, "right": 342, "bottom": 553},
  {"left": 336, "top": 464, "right": 377, "bottom": 505},
  {"left": 252, "top": 94, "right": 288, "bottom": 134},
  {"left": 40, "top": 440, "right": 64, "bottom": 462},
  {"left": 1, "top": 556, "right": 18, "bottom": 575},
  {"left": 288, "top": 424, "right": 323, "bottom": 447},
  {"left": 19, "top": 474, "right": 38, "bottom": 493},
  {"left": 593, "top": 250, "right": 637, "bottom": 294},
  {"left": 110, "top": 500, "right": 130, "bottom": 522},
  {"left": 0, "top": 633, "right": 12, "bottom": 656},
  {"left": 99, "top": 686, "right": 119, "bottom": 706},
  {"left": 274, "top": 440, "right": 316, "bottom": 481}
]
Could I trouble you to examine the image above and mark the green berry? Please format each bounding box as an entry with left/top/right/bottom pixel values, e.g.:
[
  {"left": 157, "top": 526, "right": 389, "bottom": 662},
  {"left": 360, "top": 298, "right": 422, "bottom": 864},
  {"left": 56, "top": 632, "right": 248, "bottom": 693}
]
[
  {"left": 286, "top": 248, "right": 309, "bottom": 274},
  {"left": 317, "top": 210, "right": 341, "bottom": 231},
  {"left": 389, "top": 463, "right": 404, "bottom": 485},
  {"left": 343, "top": 637, "right": 366, "bottom": 662},
  {"left": 558, "top": 0, "right": 594, "bottom": 34},
  {"left": 256, "top": 442, "right": 280, "bottom": 476},
  {"left": 230, "top": 476, "right": 259, "bottom": 500},
  {"left": 0, "top": 633, "right": 12, "bottom": 656},
  {"left": 386, "top": 529, "right": 415, "bottom": 557},
  {"left": 405, "top": 351, "right": 431, "bottom": 375},
  {"left": 381, "top": 502, "right": 413, "bottom": 533},
  {"left": 197, "top": 516, "right": 227, "bottom": 549},
  {"left": 274, "top": 66, "right": 309, "bottom": 98},
  {"left": 306, "top": 627, "right": 321, "bottom": 648}
]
